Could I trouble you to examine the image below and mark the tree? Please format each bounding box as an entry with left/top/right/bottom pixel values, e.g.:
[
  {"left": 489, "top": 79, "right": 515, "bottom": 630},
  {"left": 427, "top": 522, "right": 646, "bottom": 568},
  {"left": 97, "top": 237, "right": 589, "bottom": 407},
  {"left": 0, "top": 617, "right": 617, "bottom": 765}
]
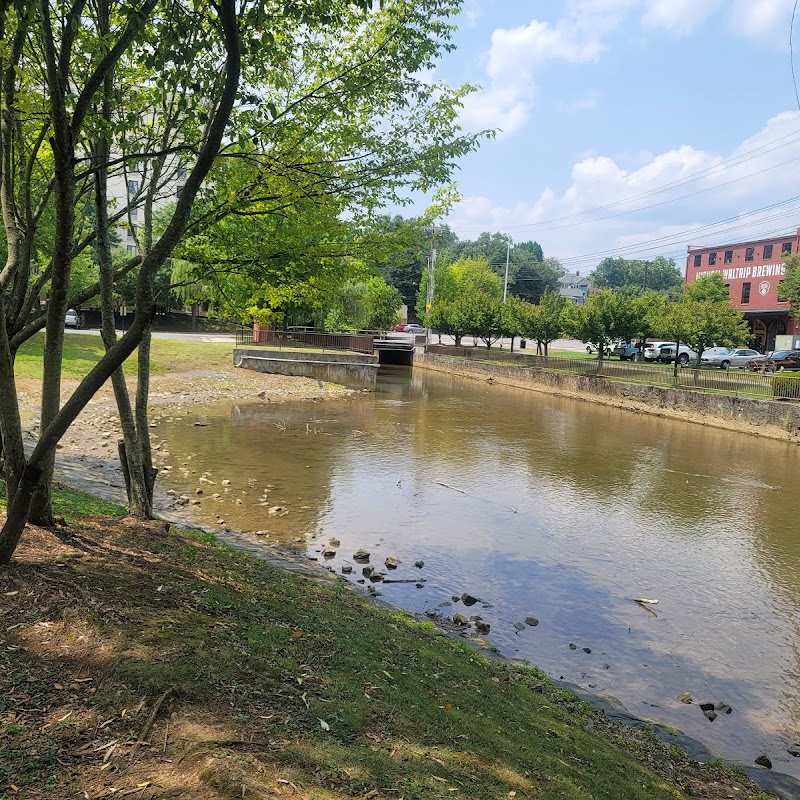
[
  {"left": 0, "top": 0, "right": 489, "bottom": 563},
  {"left": 566, "top": 290, "right": 642, "bottom": 362},
  {"left": 367, "top": 216, "right": 457, "bottom": 319},
  {"left": 509, "top": 255, "right": 560, "bottom": 305},
  {"left": 685, "top": 272, "right": 731, "bottom": 303},
  {"left": 653, "top": 298, "right": 749, "bottom": 372},
  {"left": 590, "top": 256, "right": 683, "bottom": 295},
  {"left": 525, "top": 289, "right": 567, "bottom": 356},
  {"left": 782, "top": 253, "right": 800, "bottom": 316}
]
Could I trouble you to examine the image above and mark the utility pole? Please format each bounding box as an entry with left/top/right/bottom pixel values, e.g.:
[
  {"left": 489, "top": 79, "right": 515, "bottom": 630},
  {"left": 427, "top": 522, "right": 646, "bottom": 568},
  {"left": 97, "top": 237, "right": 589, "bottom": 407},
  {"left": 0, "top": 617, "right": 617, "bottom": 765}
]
[
  {"left": 425, "top": 224, "right": 436, "bottom": 315},
  {"left": 503, "top": 238, "right": 512, "bottom": 302}
]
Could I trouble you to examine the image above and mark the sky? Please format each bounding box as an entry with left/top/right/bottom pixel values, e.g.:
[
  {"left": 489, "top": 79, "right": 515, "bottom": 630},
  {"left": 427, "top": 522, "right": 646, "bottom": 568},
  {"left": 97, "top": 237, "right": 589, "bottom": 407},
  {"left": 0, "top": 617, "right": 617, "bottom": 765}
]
[{"left": 425, "top": 0, "right": 800, "bottom": 276}]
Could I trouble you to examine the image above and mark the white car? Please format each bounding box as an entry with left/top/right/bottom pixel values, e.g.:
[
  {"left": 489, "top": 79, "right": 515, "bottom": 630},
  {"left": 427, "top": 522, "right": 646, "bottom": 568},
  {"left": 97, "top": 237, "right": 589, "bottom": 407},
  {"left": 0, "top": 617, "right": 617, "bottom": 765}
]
[
  {"left": 700, "top": 348, "right": 761, "bottom": 370},
  {"left": 642, "top": 342, "right": 670, "bottom": 362},
  {"left": 642, "top": 342, "right": 697, "bottom": 365},
  {"left": 65, "top": 309, "right": 80, "bottom": 328}
]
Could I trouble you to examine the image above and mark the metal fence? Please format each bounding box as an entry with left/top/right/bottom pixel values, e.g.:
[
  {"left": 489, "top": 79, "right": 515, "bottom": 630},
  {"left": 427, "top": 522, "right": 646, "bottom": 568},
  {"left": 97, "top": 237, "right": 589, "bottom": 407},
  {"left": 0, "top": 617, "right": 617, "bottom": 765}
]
[
  {"left": 426, "top": 345, "right": 800, "bottom": 401},
  {"left": 236, "top": 327, "right": 374, "bottom": 354}
]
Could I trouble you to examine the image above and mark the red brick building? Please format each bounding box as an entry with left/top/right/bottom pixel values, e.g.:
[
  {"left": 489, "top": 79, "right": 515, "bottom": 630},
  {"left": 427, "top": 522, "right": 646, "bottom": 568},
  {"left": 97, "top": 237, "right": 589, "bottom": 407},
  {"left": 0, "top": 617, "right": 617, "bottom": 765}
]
[{"left": 685, "top": 230, "right": 800, "bottom": 352}]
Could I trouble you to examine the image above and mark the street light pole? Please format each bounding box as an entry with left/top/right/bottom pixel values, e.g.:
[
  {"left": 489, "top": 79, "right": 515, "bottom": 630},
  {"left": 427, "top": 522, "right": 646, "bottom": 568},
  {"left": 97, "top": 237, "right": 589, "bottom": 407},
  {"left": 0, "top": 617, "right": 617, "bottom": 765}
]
[{"left": 503, "top": 238, "right": 511, "bottom": 302}]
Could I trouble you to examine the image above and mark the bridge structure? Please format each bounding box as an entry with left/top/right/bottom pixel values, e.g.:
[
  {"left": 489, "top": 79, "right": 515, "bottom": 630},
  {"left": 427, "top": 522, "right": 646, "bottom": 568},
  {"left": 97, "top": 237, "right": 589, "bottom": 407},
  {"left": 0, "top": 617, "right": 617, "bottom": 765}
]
[
  {"left": 234, "top": 327, "right": 425, "bottom": 386},
  {"left": 372, "top": 331, "right": 425, "bottom": 365}
]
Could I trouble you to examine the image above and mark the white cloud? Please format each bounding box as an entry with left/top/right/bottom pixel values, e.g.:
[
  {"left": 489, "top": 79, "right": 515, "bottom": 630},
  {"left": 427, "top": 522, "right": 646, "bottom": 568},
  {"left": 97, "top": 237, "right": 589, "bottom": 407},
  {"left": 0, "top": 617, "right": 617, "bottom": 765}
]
[
  {"left": 461, "top": 4, "right": 626, "bottom": 135},
  {"left": 641, "top": 0, "right": 722, "bottom": 35},
  {"left": 729, "top": 0, "right": 796, "bottom": 45},
  {"left": 446, "top": 111, "right": 800, "bottom": 269},
  {"left": 459, "top": 1, "right": 791, "bottom": 137}
]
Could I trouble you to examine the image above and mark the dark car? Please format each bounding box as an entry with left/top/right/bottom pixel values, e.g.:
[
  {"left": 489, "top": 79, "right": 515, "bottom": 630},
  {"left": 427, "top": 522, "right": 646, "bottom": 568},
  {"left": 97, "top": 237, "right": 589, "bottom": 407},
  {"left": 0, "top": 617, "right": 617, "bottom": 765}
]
[{"left": 746, "top": 349, "right": 800, "bottom": 372}]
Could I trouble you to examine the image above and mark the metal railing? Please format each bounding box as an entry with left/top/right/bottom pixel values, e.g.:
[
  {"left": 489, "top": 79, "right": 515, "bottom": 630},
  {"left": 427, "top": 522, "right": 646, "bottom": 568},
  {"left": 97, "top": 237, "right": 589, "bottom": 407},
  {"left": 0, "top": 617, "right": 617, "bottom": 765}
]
[
  {"left": 236, "top": 327, "right": 374, "bottom": 354},
  {"left": 426, "top": 345, "right": 800, "bottom": 401}
]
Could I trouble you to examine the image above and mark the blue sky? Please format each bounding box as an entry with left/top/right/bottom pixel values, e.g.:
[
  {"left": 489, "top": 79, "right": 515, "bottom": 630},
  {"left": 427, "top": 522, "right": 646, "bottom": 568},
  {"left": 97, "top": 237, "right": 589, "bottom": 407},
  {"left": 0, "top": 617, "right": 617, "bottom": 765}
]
[{"left": 426, "top": 0, "right": 800, "bottom": 275}]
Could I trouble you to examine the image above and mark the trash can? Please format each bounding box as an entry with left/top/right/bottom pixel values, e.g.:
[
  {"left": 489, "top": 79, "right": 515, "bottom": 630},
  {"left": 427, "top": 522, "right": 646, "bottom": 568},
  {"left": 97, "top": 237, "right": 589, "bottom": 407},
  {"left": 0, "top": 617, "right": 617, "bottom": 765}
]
[{"left": 520, "top": 339, "right": 527, "bottom": 349}]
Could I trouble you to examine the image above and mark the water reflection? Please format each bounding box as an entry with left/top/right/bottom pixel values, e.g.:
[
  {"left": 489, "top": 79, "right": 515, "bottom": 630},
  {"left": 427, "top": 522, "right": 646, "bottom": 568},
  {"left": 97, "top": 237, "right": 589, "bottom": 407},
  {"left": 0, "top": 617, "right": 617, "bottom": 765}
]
[{"left": 155, "top": 365, "right": 800, "bottom": 775}]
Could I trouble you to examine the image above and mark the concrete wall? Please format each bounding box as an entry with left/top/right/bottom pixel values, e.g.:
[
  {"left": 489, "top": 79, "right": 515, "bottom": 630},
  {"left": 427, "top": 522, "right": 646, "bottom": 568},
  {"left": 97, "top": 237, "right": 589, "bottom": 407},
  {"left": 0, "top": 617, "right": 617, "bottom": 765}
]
[
  {"left": 234, "top": 348, "right": 378, "bottom": 389},
  {"left": 416, "top": 353, "right": 800, "bottom": 443}
]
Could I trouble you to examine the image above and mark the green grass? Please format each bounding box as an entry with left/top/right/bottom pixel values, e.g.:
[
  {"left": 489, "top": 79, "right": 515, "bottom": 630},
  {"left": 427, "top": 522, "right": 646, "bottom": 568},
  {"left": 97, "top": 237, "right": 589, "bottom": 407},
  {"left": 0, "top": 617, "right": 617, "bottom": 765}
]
[
  {"left": 0, "top": 488, "right": 770, "bottom": 799},
  {"left": 0, "top": 481, "right": 126, "bottom": 522},
  {"left": 14, "top": 333, "right": 234, "bottom": 381}
]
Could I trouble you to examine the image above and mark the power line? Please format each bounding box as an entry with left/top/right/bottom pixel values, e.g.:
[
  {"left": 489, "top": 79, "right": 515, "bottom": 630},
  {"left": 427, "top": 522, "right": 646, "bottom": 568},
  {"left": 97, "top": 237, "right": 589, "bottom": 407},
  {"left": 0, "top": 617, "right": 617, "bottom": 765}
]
[{"left": 453, "top": 126, "right": 800, "bottom": 238}]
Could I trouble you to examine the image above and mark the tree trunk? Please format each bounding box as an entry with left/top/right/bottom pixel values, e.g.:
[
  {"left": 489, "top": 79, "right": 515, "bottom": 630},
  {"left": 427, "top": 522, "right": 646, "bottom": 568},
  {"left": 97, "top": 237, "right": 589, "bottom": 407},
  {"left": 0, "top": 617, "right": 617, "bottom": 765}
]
[
  {"left": 135, "top": 324, "right": 156, "bottom": 508},
  {"left": 0, "top": 301, "right": 26, "bottom": 509},
  {"left": 0, "top": 0, "right": 242, "bottom": 562},
  {"left": 93, "top": 11, "right": 152, "bottom": 519}
]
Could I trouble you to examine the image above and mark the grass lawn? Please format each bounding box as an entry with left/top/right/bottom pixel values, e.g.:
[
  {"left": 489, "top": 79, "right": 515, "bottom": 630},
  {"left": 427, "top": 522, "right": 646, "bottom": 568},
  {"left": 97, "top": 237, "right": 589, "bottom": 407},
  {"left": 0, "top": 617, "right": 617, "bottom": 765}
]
[
  {"left": 0, "top": 484, "right": 769, "bottom": 800},
  {"left": 14, "top": 333, "right": 234, "bottom": 381}
]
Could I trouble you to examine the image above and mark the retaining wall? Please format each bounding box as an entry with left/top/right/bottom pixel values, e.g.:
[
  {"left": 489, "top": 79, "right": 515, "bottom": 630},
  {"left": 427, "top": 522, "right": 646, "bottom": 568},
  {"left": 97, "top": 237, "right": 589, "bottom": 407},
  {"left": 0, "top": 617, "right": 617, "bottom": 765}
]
[
  {"left": 416, "top": 353, "right": 800, "bottom": 443},
  {"left": 234, "top": 347, "right": 378, "bottom": 389}
]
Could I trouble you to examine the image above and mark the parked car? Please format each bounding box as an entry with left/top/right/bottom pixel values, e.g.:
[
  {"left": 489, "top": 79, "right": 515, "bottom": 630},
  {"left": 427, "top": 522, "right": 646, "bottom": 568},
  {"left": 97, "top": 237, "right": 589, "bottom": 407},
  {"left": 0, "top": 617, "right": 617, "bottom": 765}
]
[
  {"left": 403, "top": 323, "right": 427, "bottom": 335},
  {"left": 746, "top": 349, "right": 800, "bottom": 372},
  {"left": 700, "top": 348, "right": 762, "bottom": 370},
  {"left": 585, "top": 342, "right": 612, "bottom": 356},
  {"left": 65, "top": 308, "right": 80, "bottom": 328},
  {"left": 642, "top": 341, "right": 670, "bottom": 362},
  {"left": 612, "top": 341, "right": 640, "bottom": 360},
  {"left": 654, "top": 343, "right": 697, "bottom": 366}
]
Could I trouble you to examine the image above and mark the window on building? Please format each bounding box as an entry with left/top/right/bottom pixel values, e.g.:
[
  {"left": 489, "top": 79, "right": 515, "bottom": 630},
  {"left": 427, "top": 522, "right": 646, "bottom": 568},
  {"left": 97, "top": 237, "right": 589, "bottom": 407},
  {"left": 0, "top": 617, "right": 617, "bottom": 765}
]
[
  {"left": 129, "top": 207, "right": 138, "bottom": 220},
  {"left": 745, "top": 247, "right": 754, "bottom": 261},
  {"left": 708, "top": 252, "right": 717, "bottom": 265},
  {"left": 127, "top": 179, "right": 139, "bottom": 195},
  {"left": 177, "top": 167, "right": 187, "bottom": 179},
  {"left": 693, "top": 254, "right": 702, "bottom": 267},
  {"left": 783, "top": 242, "right": 792, "bottom": 254},
  {"left": 741, "top": 282, "right": 751, "bottom": 304},
  {"left": 763, "top": 244, "right": 773, "bottom": 259},
  {"left": 176, "top": 184, "right": 184, "bottom": 198},
  {"left": 724, "top": 250, "right": 733, "bottom": 264},
  {"left": 126, "top": 244, "right": 137, "bottom": 254},
  {"left": 128, "top": 225, "right": 135, "bottom": 238}
]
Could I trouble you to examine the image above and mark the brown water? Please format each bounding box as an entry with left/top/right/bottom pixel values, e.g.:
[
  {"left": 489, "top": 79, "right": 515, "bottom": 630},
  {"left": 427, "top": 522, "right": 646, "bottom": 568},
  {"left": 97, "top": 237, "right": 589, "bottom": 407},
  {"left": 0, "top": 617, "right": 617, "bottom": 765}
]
[{"left": 153, "top": 365, "right": 800, "bottom": 775}]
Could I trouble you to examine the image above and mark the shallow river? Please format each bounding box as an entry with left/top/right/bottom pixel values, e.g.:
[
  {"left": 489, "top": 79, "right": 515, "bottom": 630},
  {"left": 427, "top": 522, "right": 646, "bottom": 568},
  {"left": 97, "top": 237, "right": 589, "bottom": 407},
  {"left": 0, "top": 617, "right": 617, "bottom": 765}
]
[{"left": 153, "top": 365, "right": 800, "bottom": 776}]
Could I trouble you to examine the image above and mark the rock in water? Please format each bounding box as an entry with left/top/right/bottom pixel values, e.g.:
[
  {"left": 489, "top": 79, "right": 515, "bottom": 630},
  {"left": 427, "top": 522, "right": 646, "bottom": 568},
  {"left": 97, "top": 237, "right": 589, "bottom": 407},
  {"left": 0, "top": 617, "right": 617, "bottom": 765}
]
[
  {"left": 699, "top": 703, "right": 717, "bottom": 722},
  {"left": 384, "top": 555, "right": 401, "bottom": 569},
  {"left": 452, "top": 613, "right": 469, "bottom": 626},
  {"left": 525, "top": 617, "right": 539, "bottom": 627},
  {"left": 475, "top": 621, "right": 491, "bottom": 635},
  {"left": 568, "top": 643, "right": 577, "bottom": 650},
  {"left": 353, "top": 549, "right": 370, "bottom": 562},
  {"left": 414, "top": 560, "right": 424, "bottom": 568},
  {"left": 755, "top": 754, "right": 772, "bottom": 769},
  {"left": 461, "top": 593, "right": 479, "bottom": 606},
  {"left": 678, "top": 692, "right": 693, "bottom": 704},
  {"left": 341, "top": 565, "right": 353, "bottom": 574}
]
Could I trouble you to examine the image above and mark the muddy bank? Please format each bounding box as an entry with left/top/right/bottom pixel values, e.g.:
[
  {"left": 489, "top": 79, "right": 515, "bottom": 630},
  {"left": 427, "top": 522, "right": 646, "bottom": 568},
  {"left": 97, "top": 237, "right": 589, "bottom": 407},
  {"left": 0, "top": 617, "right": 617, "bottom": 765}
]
[{"left": 17, "top": 367, "right": 354, "bottom": 529}]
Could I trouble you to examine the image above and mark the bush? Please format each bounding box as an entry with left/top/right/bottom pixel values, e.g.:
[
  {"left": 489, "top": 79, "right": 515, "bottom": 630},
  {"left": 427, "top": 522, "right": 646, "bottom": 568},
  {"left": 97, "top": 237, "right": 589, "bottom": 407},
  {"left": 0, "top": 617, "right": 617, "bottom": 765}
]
[{"left": 772, "top": 372, "right": 800, "bottom": 400}]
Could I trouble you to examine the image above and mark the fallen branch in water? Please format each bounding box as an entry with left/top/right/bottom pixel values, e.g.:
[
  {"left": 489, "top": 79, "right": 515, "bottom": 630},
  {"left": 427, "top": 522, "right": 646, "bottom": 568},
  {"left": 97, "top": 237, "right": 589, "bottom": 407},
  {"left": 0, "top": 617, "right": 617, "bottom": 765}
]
[{"left": 435, "top": 482, "right": 517, "bottom": 513}]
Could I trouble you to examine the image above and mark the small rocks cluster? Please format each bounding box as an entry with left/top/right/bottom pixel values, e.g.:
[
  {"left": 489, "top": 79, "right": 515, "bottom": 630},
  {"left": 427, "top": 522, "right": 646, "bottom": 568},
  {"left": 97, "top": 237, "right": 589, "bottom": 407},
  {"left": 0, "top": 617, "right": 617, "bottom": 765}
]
[
  {"left": 677, "top": 693, "right": 733, "bottom": 722},
  {"left": 309, "top": 544, "right": 427, "bottom": 598}
]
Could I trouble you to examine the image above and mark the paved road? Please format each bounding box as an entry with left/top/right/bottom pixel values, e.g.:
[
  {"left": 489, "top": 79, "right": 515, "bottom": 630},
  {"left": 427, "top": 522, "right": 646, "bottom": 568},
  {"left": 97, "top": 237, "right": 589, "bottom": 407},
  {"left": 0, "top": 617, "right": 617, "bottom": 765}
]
[{"left": 64, "top": 327, "right": 236, "bottom": 343}]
